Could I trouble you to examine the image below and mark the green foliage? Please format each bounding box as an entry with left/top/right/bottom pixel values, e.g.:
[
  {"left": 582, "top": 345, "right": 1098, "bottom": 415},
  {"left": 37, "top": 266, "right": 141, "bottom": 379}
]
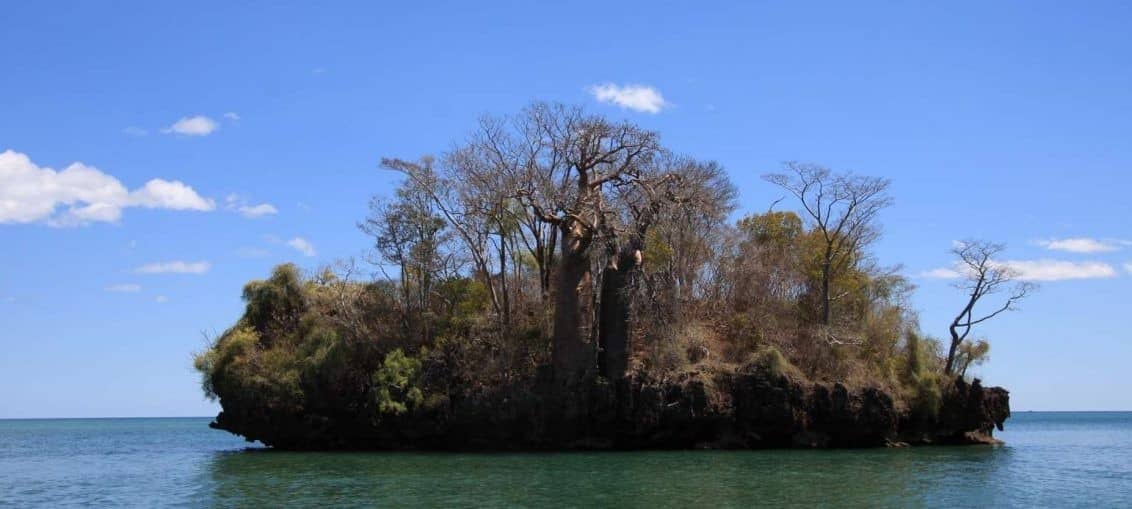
[
  {"left": 955, "top": 339, "right": 991, "bottom": 378},
  {"left": 737, "top": 211, "right": 803, "bottom": 248},
  {"left": 241, "top": 264, "right": 308, "bottom": 340},
  {"left": 373, "top": 348, "right": 424, "bottom": 415},
  {"left": 902, "top": 331, "right": 944, "bottom": 419},
  {"left": 747, "top": 346, "right": 803, "bottom": 380}
]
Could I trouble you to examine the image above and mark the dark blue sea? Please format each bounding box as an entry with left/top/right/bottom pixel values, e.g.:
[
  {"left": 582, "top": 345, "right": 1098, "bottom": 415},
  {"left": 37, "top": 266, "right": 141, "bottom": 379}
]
[{"left": 1, "top": 412, "right": 1129, "bottom": 507}]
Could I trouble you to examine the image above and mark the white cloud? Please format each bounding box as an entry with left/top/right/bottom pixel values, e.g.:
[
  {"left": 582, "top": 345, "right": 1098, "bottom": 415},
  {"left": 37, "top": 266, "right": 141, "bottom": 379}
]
[
  {"left": 224, "top": 193, "right": 277, "bottom": 218},
  {"left": 920, "top": 267, "right": 962, "bottom": 279},
  {"left": 1124, "top": 262, "right": 1132, "bottom": 275},
  {"left": 131, "top": 179, "right": 215, "bottom": 210},
  {"left": 105, "top": 284, "right": 141, "bottom": 293},
  {"left": 0, "top": 150, "right": 214, "bottom": 226},
  {"left": 1004, "top": 259, "right": 1117, "bottom": 281},
  {"left": 155, "top": 295, "right": 168, "bottom": 303},
  {"left": 1037, "top": 237, "right": 1123, "bottom": 253},
  {"left": 921, "top": 259, "right": 1117, "bottom": 282},
  {"left": 162, "top": 115, "right": 219, "bottom": 136},
  {"left": 287, "top": 237, "right": 316, "bottom": 257},
  {"left": 123, "top": 127, "right": 148, "bottom": 136},
  {"left": 223, "top": 112, "right": 240, "bottom": 121},
  {"left": 238, "top": 203, "right": 278, "bottom": 218},
  {"left": 587, "top": 83, "right": 669, "bottom": 114},
  {"left": 135, "top": 260, "right": 211, "bottom": 275}
]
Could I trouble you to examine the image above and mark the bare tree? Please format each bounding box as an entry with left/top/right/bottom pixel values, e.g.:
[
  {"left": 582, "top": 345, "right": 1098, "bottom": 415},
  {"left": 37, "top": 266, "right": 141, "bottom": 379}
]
[
  {"left": 763, "top": 162, "right": 892, "bottom": 327},
  {"left": 380, "top": 157, "right": 511, "bottom": 329},
  {"left": 595, "top": 155, "right": 735, "bottom": 379},
  {"left": 512, "top": 102, "right": 661, "bottom": 382},
  {"left": 944, "top": 240, "right": 1035, "bottom": 375}
]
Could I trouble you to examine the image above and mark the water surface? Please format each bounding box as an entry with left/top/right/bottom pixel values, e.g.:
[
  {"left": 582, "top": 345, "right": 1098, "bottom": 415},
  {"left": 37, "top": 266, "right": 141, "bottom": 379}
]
[{"left": 1, "top": 412, "right": 1129, "bottom": 507}]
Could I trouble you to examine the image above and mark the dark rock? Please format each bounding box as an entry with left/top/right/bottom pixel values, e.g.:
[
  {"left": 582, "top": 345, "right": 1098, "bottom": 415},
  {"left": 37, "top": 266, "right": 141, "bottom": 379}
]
[{"left": 209, "top": 367, "right": 1010, "bottom": 450}]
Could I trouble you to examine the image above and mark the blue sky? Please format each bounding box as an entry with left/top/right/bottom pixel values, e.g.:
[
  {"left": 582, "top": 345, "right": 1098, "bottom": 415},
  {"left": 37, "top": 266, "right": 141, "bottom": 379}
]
[{"left": 2, "top": 1, "right": 1130, "bottom": 417}]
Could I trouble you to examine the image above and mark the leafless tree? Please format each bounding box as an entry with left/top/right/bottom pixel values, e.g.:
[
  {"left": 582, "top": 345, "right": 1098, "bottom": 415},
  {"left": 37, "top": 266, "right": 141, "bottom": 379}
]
[
  {"left": 763, "top": 162, "right": 892, "bottom": 328},
  {"left": 944, "top": 240, "right": 1035, "bottom": 375},
  {"left": 511, "top": 102, "right": 662, "bottom": 382}
]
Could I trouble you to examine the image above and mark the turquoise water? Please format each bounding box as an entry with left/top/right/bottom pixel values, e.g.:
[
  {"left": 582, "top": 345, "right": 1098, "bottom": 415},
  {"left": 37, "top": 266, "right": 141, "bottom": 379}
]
[{"left": 1, "top": 412, "right": 1129, "bottom": 507}]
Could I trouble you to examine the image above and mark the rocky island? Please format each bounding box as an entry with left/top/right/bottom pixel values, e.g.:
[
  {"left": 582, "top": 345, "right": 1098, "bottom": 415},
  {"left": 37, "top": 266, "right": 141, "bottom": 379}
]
[{"left": 195, "top": 103, "right": 1013, "bottom": 450}]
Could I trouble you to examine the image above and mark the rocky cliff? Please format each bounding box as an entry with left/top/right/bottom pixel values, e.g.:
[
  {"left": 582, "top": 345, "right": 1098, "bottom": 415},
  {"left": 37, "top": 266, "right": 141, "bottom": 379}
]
[{"left": 209, "top": 365, "right": 1009, "bottom": 450}]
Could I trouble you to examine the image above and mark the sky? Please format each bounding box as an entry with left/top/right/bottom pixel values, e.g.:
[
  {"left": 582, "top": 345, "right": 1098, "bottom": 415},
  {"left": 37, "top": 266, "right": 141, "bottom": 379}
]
[{"left": 2, "top": 1, "right": 1130, "bottom": 417}]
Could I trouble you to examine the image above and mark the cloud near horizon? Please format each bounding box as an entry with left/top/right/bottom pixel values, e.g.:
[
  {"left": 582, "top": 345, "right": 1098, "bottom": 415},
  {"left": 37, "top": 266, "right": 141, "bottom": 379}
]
[
  {"left": 134, "top": 261, "right": 211, "bottom": 275},
  {"left": 0, "top": 150, "right": 215, "bottom": 227},
  {"left": 588, "top": 83, "right": 669, "bottom": 113},
  {"left": 921, "top": 259, "right": 1119, "bottom": 282}
]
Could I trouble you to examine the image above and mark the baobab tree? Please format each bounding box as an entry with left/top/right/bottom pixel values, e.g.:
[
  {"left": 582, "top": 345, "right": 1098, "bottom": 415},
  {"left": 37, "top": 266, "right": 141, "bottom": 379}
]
[
  {"left": 763, "top": 163, "right": 892, "bottom": 328},
  {"left": 596, "top": 155, "right": 736, "bottom": 379},
  {"left": 512, "top": 103, "right": 662, "bottom": 382},
  {"left": 944, "top": 240, "right": 1035, "bottom": 375}
]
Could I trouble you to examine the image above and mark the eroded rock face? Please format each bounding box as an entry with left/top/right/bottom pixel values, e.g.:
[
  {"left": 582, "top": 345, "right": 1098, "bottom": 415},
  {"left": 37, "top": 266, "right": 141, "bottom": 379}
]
[{"left": 210, "top": 367, "right": 1010, "bottom": 450}]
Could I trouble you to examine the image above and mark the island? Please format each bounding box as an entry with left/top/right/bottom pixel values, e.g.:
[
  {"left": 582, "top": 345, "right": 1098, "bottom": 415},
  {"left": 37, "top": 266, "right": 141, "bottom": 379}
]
[{"left": 195, "top": 103, "right": 1012, "bottom": 450}]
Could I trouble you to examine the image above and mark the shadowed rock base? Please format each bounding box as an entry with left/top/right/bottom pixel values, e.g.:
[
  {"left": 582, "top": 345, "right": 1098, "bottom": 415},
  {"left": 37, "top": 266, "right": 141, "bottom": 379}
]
[{"left": 210, "top": 367, "right": 1009, "bottom": 450}]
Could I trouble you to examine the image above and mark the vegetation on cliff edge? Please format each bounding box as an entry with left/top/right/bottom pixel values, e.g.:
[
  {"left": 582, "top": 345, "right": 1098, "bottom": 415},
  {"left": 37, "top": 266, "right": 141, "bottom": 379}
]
[{"left": 194, "top": 103, "right": 1027, "bottom": 441}]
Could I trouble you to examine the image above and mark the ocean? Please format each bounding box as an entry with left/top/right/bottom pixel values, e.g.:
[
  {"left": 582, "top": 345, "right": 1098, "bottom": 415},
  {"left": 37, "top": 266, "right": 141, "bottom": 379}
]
[{"left": 1, "top": 412, "right": 1129, "bottom": 507}]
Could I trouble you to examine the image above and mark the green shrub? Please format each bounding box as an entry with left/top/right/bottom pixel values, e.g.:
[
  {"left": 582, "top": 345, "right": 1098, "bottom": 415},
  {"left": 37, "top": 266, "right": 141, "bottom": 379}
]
[
  {"left": 373, "top": 348, "right": 424, "bottom": 415},
  {"left": 748, "top": 346, "right": 803, "bottom": 380}
]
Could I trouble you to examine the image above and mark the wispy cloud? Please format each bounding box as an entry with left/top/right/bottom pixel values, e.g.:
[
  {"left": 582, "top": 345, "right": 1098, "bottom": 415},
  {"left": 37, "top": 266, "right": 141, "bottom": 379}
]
[
  {"left": 287, "top": 237, "right": 316, "bottom": 257},
  {"left": 1036, "top": 237, "right": 1125, "bottom": 253},
  {"left": 105, "top": 283, "right": 141, "bottom": 293},
  {"left": 1125, "top": 262, "right": 1132, "bottom": 275},
  {"left": 224, "top": 194, "right": 277, "bottom": 218},
  {"left": 0, "top": 150, "right": 214, "bottom": 227},
  {"left": 921, "top": 259, "right": 1118, "bottom": 282},
  {"left": 587, "top": 83, "right": 669, "bottom": 114},
  {"left": 238, "top": 203, "right": 277, "bottom": 218},
  {"left": 134, "top": 260, "right": 211, "bottom": 275},
  {"left": 223, "top": 112, "right": 240, "bottom": 121},
  {"left": 123, "top": 126, "right": 148, "bottom": 137},
  {"left": 920, "top": 267, "right": 962, "bottom": 279},
  {"left": 162, "top": 115, "right": 219, "bottom": 136},
  {"left": 155, "top": 295, "right": 169, "bottom": 303},
  {"left": 1004, "top": 260, "right": 1117, "bottom": 281}
]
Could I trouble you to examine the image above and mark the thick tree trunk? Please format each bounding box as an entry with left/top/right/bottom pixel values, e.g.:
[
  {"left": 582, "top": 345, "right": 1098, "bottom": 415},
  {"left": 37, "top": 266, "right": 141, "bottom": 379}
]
[
  {"left": 597, "top": 248, "right": 637, "bottom": 381},
  {"left": 552, "top": 230, "right": 593, "bottom": 383}
]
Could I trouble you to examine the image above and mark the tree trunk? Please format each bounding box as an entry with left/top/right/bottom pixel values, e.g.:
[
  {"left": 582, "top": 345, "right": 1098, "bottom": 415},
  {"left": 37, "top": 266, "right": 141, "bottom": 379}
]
[
  {"left": 821, "top": 261, "right": 832, "bottom": 326},
  {"left": 552, "top": 230, "right": 593, "bottom": 383},
  {"left": 597, "top": 247, "right": 637, "bottom": 380},
  {"left": 498, "top": 232, "right": 511, "bottom": 328},
  {"left": 944, "top": 326, "right": 961, "bottom": 375}
]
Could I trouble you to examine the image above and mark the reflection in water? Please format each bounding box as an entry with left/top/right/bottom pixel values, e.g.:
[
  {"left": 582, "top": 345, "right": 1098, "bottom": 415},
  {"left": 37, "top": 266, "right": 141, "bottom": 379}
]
[
  {"left": 199, "top": 446, "right": 1006, "bottom": 508},
  {"left": 4, "top": 414, "right": 1130, "bottom": 508}
]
